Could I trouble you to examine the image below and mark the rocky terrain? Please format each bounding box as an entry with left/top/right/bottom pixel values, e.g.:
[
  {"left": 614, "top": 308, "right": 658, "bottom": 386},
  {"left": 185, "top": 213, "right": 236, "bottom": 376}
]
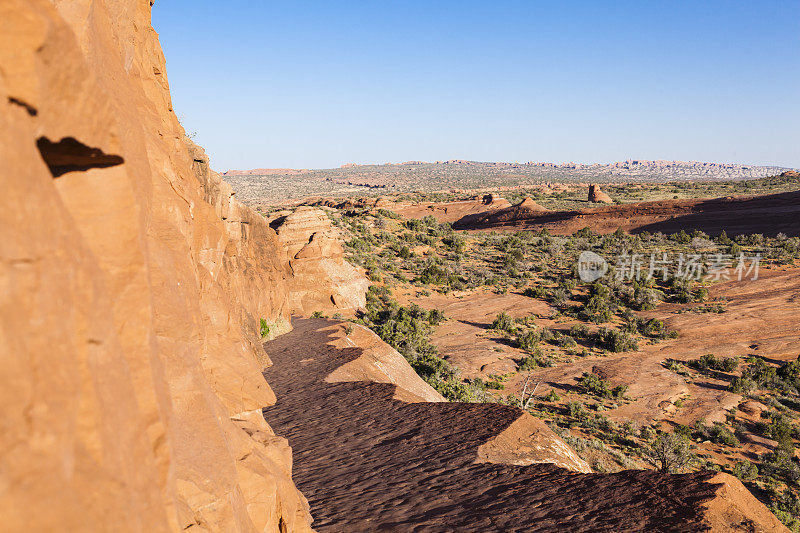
[
  {"left": 263, "top": 319, "right": 786, "bottom": 532},
  {"left": 223, "top": 160, "right": 795, "bottom": 204},
  {"left": 270, "top": 206, "right": 369, "bottom": 315},
  {"left": 454, "top": 189, "right": 800, "bottom": 237},
  {"left": 1, "top": 1, "right": 796, "bottom": 532}
]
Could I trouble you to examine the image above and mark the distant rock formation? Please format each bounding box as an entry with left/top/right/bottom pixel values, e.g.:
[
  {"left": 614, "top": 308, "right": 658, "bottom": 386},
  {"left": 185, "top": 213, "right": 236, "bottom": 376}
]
[
  {"left": 517, "top": 197, "right": 550, "bottom": 212},
  {"left": 272, "top": 207, "right": 369, "bottom": 314},
  {"left": 589, "top": 184, "right": 613, "bottom": 203}
]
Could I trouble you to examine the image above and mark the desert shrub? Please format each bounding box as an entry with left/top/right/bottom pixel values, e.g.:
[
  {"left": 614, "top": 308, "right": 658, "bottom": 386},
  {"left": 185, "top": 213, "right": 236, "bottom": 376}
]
[
  {"left": 740, "top": 357, "right": 778, "bottom": 389},
  {"left": 485, "top": 379, "right": 505, "bottom": 390},
  {"left": 568, "top": 401, "right": 588, "bottom": 420},
  {"left": 515, "top": 328, "right": 540, "bottom": 351},
  {"left": 623, "top": 314, "right": 676, "bottom": 340},
  {"left": 441, "top": 233, "right": 463, "bottom": 250},
  {"left": 693, "top": 286, "right": 709, "bottom": 302},
  {"left": 646, "top": 432, "right": 693, "bottom": 473},
  {"left": 729, "top": 376, "right": 756, "bottom": 395},
  {"left": 517, "top": 348, "right": 552, "bottom": 371},
  {"left": 578, "top": 372, "right": 626, "bottom": 399},
  {"left": 630, "top": 286, "right": 661, "bottom": 311},
  {"left": 492, "top": 311, "right": 516, "bottom": 333},
  {"left": 732, "top": 460, "right": 758, "bottom": 481},
  {"left": 559, "top": 335, "right": 578, "bottom": 349},
  {"left": 761, "top": 450, "right": 800, "bottom": 485},
  {"left": 539, "top": 327, "right": 556, "bottom": 344},
  {"left": 570, "top": 324, "right": 590, "bottom": 339},
  {"left": 523, "top": 285, "right": 548, "bottom": 299},
  {"left": 596, "top": 328, "right": 638, "bottom": 353},
  {"left": 396, "top": 245, "right": 414, "bottom": 259},
  {"left": 544, "top": 389, "right": 561, "bottom": 402},
  {"left": 416, "top": 263, "right": 448, "bottom": 285},
  {"left": 503, "top": 249, "right": 525, "bottom": 267},
  {"left": 360, "top": 286, "right": 476, "bottom": 401},
  {"left": 720, "top": 357, "right": 739, "bottom": 372},
  {"left": 670, "top": 230, "right": 692, "bottom": 244},
  {"left": 580, "top": 294, "right": 615, "bottom": 323},
  {"left": 259, "top": 318, "right": 271, "bottom": 338},
  {"left": 778, "top": 355, "right": 800, "bottom": 389},
  {"left": 708, "top": 422, "right": 740, "bottom": 447},
  {"left": 765, "top": 413, "right": 796, "bottom": 453},
  {"left": 692, "top": 354, "right": 718, "bottom": 371},
  {"left": 550, "top": 287, "right": 569, "bottom": 307}
]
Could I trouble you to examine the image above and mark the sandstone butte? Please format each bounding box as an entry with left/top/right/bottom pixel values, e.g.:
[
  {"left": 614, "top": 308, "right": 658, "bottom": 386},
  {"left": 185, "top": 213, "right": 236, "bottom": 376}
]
[
  {"left": 588, "top": 184, "right": 614, "bottom": 203},
  {"left": 0, "top": 1, "right": 791, "bottom": 532}
]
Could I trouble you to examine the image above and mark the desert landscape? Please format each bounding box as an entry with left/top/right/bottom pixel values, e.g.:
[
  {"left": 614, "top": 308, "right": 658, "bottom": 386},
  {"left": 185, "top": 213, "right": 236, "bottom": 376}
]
[{"left": 2, "top": 0, "right": 799, "bottom": 532}]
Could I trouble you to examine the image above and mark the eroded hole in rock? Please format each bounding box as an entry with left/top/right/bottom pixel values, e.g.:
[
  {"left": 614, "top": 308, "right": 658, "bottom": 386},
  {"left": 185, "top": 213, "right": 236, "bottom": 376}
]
[{"left": 36, "top": 136, "right": 124, "bottom": 178}]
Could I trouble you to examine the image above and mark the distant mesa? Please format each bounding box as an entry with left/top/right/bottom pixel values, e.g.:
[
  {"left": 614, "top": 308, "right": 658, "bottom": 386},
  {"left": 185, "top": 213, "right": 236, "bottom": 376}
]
[
  {"left": 588, "top": 184, "right": 613, "bottom": 203},
  {"left": 224, "top": 168, "right": 306, "bottom": 176}
]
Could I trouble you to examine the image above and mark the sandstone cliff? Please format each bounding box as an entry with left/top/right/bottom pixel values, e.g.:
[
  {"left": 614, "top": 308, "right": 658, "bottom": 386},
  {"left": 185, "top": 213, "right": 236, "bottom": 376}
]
[
  {"left": 271, "top": 207, "right": 369, "bottom": 315},
  {"left": 0, "top": 1, "right": 311, "bottom": 530}
]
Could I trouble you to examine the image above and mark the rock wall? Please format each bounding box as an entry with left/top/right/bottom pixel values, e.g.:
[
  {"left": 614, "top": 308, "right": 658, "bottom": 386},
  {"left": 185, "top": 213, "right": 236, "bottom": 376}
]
[
  {"left": 0, "top": 0, "right": 311, "bottom": 531},
  {"left": 271, "top": 207, "right": 369, "bottom": 315}
]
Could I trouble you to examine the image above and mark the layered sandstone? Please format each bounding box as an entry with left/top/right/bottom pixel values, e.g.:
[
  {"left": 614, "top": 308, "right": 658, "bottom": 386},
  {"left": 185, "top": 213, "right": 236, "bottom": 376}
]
[
  {"left": 588, "top": 183, "right": 614, "bottom": 203},
  {"left": 0, "top": 1, "right": 311, "bottom": 531},
  {"left": 271, "top": 207, "right": 369, "bottom": 315}
]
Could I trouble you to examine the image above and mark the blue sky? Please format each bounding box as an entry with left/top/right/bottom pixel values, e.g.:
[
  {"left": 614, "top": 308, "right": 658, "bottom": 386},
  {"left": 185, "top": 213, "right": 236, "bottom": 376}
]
[{"left": 153, "top": 1, "right": 799, "bottom": 171}]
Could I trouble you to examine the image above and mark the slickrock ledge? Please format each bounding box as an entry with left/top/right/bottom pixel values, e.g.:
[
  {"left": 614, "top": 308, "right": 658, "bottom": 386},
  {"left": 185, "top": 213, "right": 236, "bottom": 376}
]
[{"left": 263, "top": 319, "right": 785, "bottom": 532}]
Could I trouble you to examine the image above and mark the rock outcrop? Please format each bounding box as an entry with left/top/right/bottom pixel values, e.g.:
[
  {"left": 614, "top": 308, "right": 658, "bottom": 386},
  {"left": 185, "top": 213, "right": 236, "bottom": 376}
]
[
  {"left": 589, "top": 183, "right": 614, "bottom": 203},
  {"left": 272, "top": 207, "right": 369, "bottom": 315},
  {"left": 0, "top": 1, "right": 311, "bottom": 531},
  {"left": 517, "top": 197, "right": 550, "bottom": 212}
]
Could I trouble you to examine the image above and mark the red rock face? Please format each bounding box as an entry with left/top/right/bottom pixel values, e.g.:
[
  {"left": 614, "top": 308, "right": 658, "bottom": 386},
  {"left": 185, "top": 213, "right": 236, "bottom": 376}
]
[
  {"left": 589, "top": 184, "right": 614, "bottom": 203},
  {"left": 272, "top": 207, "right": 369, "bottom": 315},
  {"left": 0, "top": 1, "right": 311, "bottom": 530}
]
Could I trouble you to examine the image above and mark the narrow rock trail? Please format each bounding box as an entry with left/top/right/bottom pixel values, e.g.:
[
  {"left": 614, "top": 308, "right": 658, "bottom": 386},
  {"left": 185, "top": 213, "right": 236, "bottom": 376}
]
[{"left": 263, "top": 318, "right": 721, "bottom": 532}]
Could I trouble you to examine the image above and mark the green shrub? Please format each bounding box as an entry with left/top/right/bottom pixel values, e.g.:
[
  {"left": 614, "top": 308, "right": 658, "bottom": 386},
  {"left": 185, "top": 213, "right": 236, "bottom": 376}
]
[
  {"left": 578, "top": 372, "right": 611, "bottom": 397},
  {"left": 728, "top": 376, "right": 756, "bottom": 395},
  {"left": 568, "top": 401, "right": 588, "bottom": 420},
  {"left": 515, "top": 328, "right": 540, "bottom": 351},
  {"left": 732, "top": 460, "right": 758, "bottom": 481},
  {"left": 492, "top": 311, "right": 516, "bottom": 333},
  {"left": 646, "top": 432, "right": 693, "bottom": 473},
  {"left": 596, "top": 328, "right": 638, "bottom": 352},
  {"left": 259, "top": 318, "right": 271, "bottom": 338},
  {"left": 544, "top": 389, "right": 561, "bottom": 402}
]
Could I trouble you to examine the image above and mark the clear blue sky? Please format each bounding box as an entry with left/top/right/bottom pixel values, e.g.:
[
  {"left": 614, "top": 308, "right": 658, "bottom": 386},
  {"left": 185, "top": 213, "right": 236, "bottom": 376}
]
[{"left": 152, "top": 1, "right": 799, "bottom": 171}]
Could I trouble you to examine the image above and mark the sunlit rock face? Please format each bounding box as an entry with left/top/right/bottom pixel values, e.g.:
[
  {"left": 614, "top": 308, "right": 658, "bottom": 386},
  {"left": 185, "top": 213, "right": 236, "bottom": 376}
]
[
  {"left": 0, "top": 1, "right": 312, "bottom": 530},
  {"left": 272, "top": 206, "right": 369, "bottom": 315}
]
